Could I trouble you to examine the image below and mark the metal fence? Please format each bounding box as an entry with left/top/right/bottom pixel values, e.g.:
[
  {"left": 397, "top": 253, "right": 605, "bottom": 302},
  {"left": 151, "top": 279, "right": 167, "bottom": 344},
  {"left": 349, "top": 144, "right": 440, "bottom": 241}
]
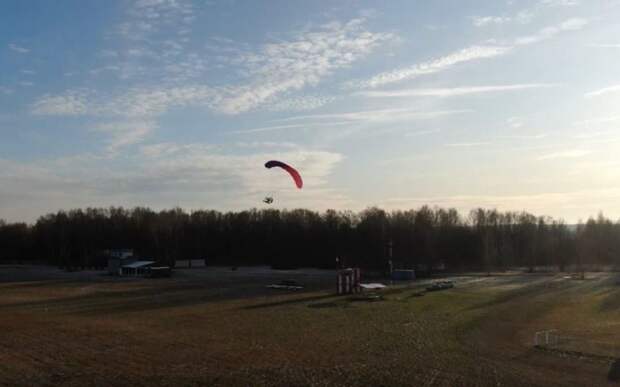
[{"left": 534, "top": 329, "right": 620, "bottom": 360}]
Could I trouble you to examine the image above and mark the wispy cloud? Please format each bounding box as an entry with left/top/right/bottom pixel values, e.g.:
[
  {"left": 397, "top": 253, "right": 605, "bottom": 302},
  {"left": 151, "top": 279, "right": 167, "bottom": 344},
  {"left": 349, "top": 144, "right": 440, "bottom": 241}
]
[
  {"left": 31, "top": 86, "right": 218, "bottom": 117},
  {"left": 56, "top": 16, "right": 392, "bottom": 116},
  {"left": 381, "top": 187, "right": 620, "bottom": 222},
  {"left": 472, "top": 0, "right": 579, "bottom": 28},
  {"left": 234, "top": 141, "right": 299, "bottom": 149},
  {"left": 230, "top": 124, "right": 308, "bottom": 134},
  {"left": 0, "top": 146, "right": 350, "bottom": 221},
  {"left": 536, "top": 149, "right": 591, "bottom": 160},
  {"left": 514, "top": 18, "right": 588, "bottom": 45},
  {"left": 445, "top": 142, "right": 491, "bottom": 147},
  {"left": 217, "top": 18, "right": 396, "bottom": 113},
  {"left": 265, "top": 95, "right": 337, "bottom": 112},
  {"left": 356, "top": 84, "right": 555, "bottom": 98},
  {"left": 570, "top": 130, "right": 613, "bottom": 139},
  {"left": 32, "top": 90, "right": 89, "bottom": 116},
  {"left": 588, "top": 43, "right": 620, "bottom": 48},
  {"left": 574, "top": 115, "right": 620, "bottom": 126},
  {"left": 231, "top": 122, "right": 353, "bottom": 134},
  {"left": 500, "top": 133, "right": 548, "bottom": 140},
  {"left": 506, "top": 117, "right": 524, "bottom": 128},
  {"left": 584, "top": 85, "right": 620, "bottom": 98},
  {"left": 405, "top": 128, "right": 441, "bottom": 137},
  {"left": 8, "top": 43, "right": 30, "bottom": 54},
  {"left": 355, "top": 18, "right": 587, "bottom": 90},
  {"left": 471, "top": 16, "right": 512, "bottom": 27},
  {"left": 471, "top": 10, "right": 534, "bottom": 27},
  {"left": 352, "top": 45, "right": 511, "bottom": 89},
  {"left": 540, "top": 0, "right": 579, "bottom": 6},
  {"left": 274, "top": 108, "right": 473, "bottom": 123},
  {"left": 94, "top": 120, "right": 157, "bottom": 152}
]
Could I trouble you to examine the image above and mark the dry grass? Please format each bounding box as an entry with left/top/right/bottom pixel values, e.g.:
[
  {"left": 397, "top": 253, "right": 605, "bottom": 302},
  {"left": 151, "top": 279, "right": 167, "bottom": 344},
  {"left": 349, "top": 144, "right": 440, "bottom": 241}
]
[{"left": 1, "top": 266, "right": 619, "bottom": 386}]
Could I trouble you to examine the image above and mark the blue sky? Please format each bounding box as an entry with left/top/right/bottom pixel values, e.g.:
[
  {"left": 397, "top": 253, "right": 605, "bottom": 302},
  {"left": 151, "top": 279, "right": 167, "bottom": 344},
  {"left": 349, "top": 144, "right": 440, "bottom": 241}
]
[{"left": 2, "top": 0, "right": 620, "bottom": 223}]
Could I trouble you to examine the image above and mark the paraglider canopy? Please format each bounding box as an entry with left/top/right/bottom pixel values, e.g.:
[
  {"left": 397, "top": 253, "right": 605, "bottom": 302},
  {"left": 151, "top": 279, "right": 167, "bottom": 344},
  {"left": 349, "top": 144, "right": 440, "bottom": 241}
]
[{"left": 264, "top": 160, "right": 303, "bottom": 189}]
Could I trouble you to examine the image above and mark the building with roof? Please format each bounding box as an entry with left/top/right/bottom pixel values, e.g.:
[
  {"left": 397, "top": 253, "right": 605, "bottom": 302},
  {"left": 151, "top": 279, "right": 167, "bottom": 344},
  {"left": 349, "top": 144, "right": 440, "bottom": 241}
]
[
  {"left": 106, "top": 249, "right": 136, "bottom": 275},
  {"left": 121, "top": 260, "right": 156, "bottom": 277}
]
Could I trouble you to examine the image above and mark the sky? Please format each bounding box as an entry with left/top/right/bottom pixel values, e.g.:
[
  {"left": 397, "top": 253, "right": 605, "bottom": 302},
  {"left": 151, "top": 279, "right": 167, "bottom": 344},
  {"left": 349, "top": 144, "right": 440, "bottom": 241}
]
[{"left": 1, "top": 0, "right": 620, "bottom": 223}]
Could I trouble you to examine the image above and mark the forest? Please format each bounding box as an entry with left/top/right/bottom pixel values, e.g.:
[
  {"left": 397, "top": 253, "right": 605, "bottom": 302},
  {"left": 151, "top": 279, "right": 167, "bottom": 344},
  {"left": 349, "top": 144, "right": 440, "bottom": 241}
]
[{"left": 1, "top": 206, "right": 619, "bottom": 273}]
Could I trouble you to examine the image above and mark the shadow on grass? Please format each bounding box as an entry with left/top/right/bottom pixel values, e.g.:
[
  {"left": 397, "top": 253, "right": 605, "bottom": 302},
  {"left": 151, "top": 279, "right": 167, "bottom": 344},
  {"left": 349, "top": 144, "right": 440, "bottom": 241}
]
[
  {"left": 404, "top": 290, "right": 426, "bottom": 300},
  {"left": 599, "top": 288, "right": 620, "bottom": 313},
  {"left": 609, "top": 359, "right": 620, "bottom": 382},
  {"left": 0, "top": 279, "right": 334, "bottom": 316},
  {"left": 464, "top": 276, "right": 561, "bottom": 311},
  {"left": 307, "top": 301, "right": 344, "bottom": 309},
  {"left": 242, "top": 293, "right": 336, "bottom": 310}
]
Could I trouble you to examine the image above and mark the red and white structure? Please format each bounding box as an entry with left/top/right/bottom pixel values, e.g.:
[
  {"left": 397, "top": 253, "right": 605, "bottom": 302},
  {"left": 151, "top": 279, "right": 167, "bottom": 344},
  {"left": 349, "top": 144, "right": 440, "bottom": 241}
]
[{"left": 337, "top": 268, "right": 361, "bottom": 295}]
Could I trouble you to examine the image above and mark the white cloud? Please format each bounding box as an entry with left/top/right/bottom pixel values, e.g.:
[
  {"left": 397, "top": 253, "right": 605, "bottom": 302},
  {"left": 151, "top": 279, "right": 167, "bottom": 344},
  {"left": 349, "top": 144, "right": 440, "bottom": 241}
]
[
  {"left": 8, "top": 43, "right": 30, "bottom": 54},
  {"left": 471, "top": 0, "right": 577, "bottom": 28},
  {"left": 589, "top": 43, "right": 620, "bottom": 48},
  {"left": 471, "top": 16, "right": 512, "bottom": 27},
  {"left": 46, "top": 17, "right": 393, "bottom": 116},
  {"left": 574, "top": 115, "right": 620, "bottom": 126},
  {"left": 31, "top": 90, "right": 89, "bottom": 116},
  {"left": 500, "top": 133, "right": 548, "bottom": 140},
  {"left": 94, "top": 120, "right": 157, "bottom": 152},
  {"left": 515, "top": 10, "right": 535, "bottom": 24},
  {"left": 231, "top": 123, "right": 308, "bottom": 134},
  {"left": 536, "top": 149, "right": 591, "bottom": 160},
  {"left": 571, "top": 131, "right": 612, "bottom": 140},
  {"left": 275, "top": 108, "right": 473, "bottom": 123},
  {"left": 514, "top": 18, "right": 588, "bottom": 45},
  {"left": 265, "top": 95, "right": 336, "bottom": 112},
  {"left": 356, "top": 18, "right": 588, "bottom": 90},
  {"left": 217, "top": 18, "right": 396, "bottom": 113},
  {"left": 0, "top": 145, "right": 349, "bottom": 221},
  {"left": 20, "top": 69, "right": 36, "bottom": 75},
  {"left": 540, "top": 0, "right": 580, "bottom": 6},
  {"left": 89, "top": 65, "right": 121, "bottom": 75},
  {"left": 99, "top": 49, "right": 119, "bottom": 57},
  {"left": 445, "top": 142, "right": 491, "bottom": 147},
  {"left": 405, "top": 128, "right": 441, "bottom": 137},
  {"left": 0, "top": 86, "right": 13, "bottom": 95},
  {"left": 231, "top": 121, "right": 355, "bottom": 134},
  {"left": 381, "top": 187, "right": 620, "bottom": 222},
  {"left": 353, "top": 45, "right": 511, "bottom": 89},
  {"left": 234, "top": 141, "right": 299, "bottom": 149},
  {"left": 120, "top": 0, "right": 195, "bottom": 41},
  {"left": 584, "top": 85, "right": 620, "bottom": 98},
  {"left": 506, "top": 117, "right": 524, "bottom": 128},
  {"left": 31, "top": 86, "right": 220, "bottom": 118},
  {"left": 137, "top": 145, "right": 345, "bottom": 198},
  {"left": 356, "top": 84, "right": 555, "bottom": 98}
]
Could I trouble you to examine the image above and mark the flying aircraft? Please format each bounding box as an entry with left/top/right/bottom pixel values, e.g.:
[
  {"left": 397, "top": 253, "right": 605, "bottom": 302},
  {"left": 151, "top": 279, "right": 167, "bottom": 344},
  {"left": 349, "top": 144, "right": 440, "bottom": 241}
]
[
  {"left": 264, "top": 160, "right": 303, "bottom": 189},
  {"left": 263, "top": 160, "right": 303, "bottom": 204}
]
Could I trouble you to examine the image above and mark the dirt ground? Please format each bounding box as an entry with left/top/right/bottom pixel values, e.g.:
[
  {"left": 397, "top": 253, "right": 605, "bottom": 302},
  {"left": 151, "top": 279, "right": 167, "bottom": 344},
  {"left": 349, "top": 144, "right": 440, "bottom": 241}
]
[{"left": 1, "top": 265, "right": 619, "bottom": 386}]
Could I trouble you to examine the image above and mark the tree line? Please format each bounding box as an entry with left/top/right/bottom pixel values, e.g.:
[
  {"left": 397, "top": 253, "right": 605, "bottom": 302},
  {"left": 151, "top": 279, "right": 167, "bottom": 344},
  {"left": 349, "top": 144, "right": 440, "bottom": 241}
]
[{"left": 1, "top": 206, "right": 619, "bottom": 273}]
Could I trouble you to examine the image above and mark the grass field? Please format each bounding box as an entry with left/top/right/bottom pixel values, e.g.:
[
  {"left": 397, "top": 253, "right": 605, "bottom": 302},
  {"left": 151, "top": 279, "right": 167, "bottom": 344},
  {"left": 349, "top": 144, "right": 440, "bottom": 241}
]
[{"left": 1, "top": 266, "right": 619, "bottom": 386}]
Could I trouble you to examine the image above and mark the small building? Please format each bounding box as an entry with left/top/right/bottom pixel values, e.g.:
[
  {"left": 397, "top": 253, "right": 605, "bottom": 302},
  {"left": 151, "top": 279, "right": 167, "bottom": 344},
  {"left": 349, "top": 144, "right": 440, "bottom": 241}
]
[
  {"left": 106, "top": 249, "right": 136, "bottom": 275},
  {"left": 121, "top": 260, "right": 156, "bottom": 277}
]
